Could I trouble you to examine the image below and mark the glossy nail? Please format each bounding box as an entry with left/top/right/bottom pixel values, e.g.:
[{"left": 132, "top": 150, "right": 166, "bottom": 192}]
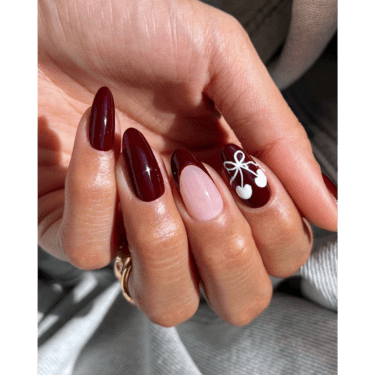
[
  {"left": 122, "top": 128, "right": 164, "bottom": 202},
  {"left": 89, "top": 87, "right": 115, "bottom": 151},
  {"left": 221, "top": 144, "right": 271, "bottom": 208},
  {"left": 322, "top": 173, "right": 337, "bottom": 203},
  {"left": 171, "top": 149, "right": 223, "bottom": 221}
]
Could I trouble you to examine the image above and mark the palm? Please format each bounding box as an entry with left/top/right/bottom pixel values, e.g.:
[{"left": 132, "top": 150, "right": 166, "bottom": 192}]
[{"left": 39, "top": 0, "right": 236, "bottom": 194}]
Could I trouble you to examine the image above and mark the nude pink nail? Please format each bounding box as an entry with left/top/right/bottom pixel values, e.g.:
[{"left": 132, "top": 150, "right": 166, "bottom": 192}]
[{"left": 171, "top": 150, "right": 223, "bottom": 221}]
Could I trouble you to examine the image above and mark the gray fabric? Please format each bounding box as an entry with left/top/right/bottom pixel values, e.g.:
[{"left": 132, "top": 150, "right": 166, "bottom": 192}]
[
  {"left": 202, "top": 0, "right": 293, "bottom": 65},
  {"left": 268, "top": 0, "right": 337, "bottom": 89},
  {"left": 202, "top": 0, "right": 337, "bottom": 90},
  {"left": 39, "top": 217, "right": 337, "bottom": 375},
  {"left": 38, "top": 1, "right": 337, "bottom": 374},
  {"left": 39, "top": 286, "right": 337, "bottom": 375}
]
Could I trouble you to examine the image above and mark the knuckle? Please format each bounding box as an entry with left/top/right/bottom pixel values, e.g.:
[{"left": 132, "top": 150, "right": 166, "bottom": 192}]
[
  {"left": 138, "top": 294, "right": 199, "bottom": 328},
  {"left": 68, "top": 170, "right": 115, "bottom": 205},
  {"left": 203, "top": 234, "right": 250, "bottom": 273},
  {"left": 270, "top": 216, "right": 301, "bottom": 247},
  {"left": 65, "top": 246, "right": 110, "bottom": 270},
  {"left": 270, "top": 249, "right": 311, "bottom": 279},
  {"left": 223, "top": 13, "right": 245, "bottom": 35},
  {"left": 256, "top": 121, "right": 313, "bottom": 163},
  {"left": 292, "top": 121, "right": 313, "bottom": 148},
  {"left": 217, "top": 11, "right": 249, "bottom": 43},
  {"left": 282, "top": 121, "right": 312, "bottom": 153},
  {"left": 134, "top": 221, "right": 186, "bottom": 266},
  {"left": 265, "top": 220, "right": 313, "bottom": 278},
  {"left": 62, "top": 233, "right": 111, "bottom": 270},
  {"left": 224, "top": 283, "right": 273, "bottom": 327}
]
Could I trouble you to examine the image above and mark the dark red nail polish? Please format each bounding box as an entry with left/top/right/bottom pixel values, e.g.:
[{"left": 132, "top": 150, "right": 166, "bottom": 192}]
[
  {"left": 89, "top": 87, "right": 115, "bottom": 151},
  {"left": 171, "top": 149, "right": 210, "bottom": 192},
  {"left": 221, "top": 144, "right": 271, "bottom": 208},
  {"left": 122, "top": 128, "right": 164, "bottom": 202},
  {"left": 322, "top": 173, "right": 337, "bottom": 203}
]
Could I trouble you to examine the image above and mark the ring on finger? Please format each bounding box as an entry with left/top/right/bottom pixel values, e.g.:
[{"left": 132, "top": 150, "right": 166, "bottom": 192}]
[{"left": 114, "top": 245, "right": 135, "bottom": 305}]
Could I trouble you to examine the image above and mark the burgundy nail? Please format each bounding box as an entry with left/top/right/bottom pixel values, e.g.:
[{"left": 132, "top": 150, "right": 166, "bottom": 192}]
[
  {"left": 89, "top": 87, "right": 115, "bottom": 151},
  {"left": 322, "top": 173, "right": 337, "bottom": 203},
  {"left": 171, "top": 149, "right": 210, "bottom": 191},
  {"left": 221, "top": 144, "right": 271, "bottom": 208},
  {"left": 122, "top": 128, "right": 164, "bottom": 202}
]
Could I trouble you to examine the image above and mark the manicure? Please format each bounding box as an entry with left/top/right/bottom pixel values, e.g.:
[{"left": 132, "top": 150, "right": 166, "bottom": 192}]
[
  {"left": 221, "top": 144, "right": 271, "bottom": 208},
  {"left": 171, "top": 149, "right": 223, "bottom": 221},
  {"left": 89, "top": 86, "right": 115, "bottom": 151},
  {"left": 122, "top": 128, "right": 165, "bottom": 202}
]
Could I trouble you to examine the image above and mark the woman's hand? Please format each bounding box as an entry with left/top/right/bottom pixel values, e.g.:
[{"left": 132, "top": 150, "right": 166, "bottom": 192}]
[
  {"left": 115, "top": 126, "right": 314, "bottom": 327},
  {"left": 38, "top": 0, "right": 337, "bottom": 326}
]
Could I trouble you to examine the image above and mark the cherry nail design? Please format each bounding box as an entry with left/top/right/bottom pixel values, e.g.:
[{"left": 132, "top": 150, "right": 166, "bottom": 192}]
[{"left": 221, "top": 144, "right": 271, "bottom": 208}]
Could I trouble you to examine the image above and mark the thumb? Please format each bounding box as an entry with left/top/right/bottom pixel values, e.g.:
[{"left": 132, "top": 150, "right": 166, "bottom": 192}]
[{"left": 205, "top": 14, "right": 337, "bottom": 231}]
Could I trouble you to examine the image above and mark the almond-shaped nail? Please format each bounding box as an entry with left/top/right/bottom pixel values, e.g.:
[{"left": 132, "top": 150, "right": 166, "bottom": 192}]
[
  {"left": 322, "top": 173, "right": 337, "bottom": 203},
  {"left": 221, "top": 144, "right": 271, "bottom": 208},
  {"left": 122, "top": 128, "right": 165, "bottom": 202},
  {"left": 89, "top": 87, "right": 115, "bottom": 151},
  {"left": 171, "top": 149, "right": 223, "bottom": 221}
]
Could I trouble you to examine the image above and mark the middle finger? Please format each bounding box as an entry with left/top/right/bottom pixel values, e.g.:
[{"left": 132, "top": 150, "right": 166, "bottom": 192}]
[{"left": 116, "top": 127, "right": 200, "bottom": 327}]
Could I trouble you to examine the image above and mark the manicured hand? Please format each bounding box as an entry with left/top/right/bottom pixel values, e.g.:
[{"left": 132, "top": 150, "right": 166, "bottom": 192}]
[
  {"left": 115, "top": 125, "right": 315, "bottom": 326},
  {"left": 38, "top": 0, "right": 337, "bottom": 326}
]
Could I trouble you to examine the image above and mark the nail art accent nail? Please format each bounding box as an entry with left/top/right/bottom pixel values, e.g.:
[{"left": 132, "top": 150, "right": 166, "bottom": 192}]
[
  {"left": 221, "top": 144, "right": 271, "bottom": 208},
  {"left": 89, "top": 87, "right": 115, "bottom": 151},
  {"left": 322, "top": 173, "right": 337, "bottom": 203},
  {"left": 171, "top": 149, "right": 223, "bottom": 221},
  {"left": 122, "top": 128, "right": 165, "bottom": 202}
]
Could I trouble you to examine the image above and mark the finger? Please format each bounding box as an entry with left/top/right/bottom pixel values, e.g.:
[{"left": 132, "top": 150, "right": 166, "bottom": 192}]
[
  {"left": 39, "top": 87, "right": 121, "bottom": 269},
  {"left": 116, "top": 127, "right": 199, "bottom": 327},
  {"left": 171, "top": 149, "right": 272, "bottom": 326},
  {"left": 221, "top": 143, "right": 313, "bottom": 278},
  {"left": 203, "top": 9, "right": 337, "bottom": 231}
]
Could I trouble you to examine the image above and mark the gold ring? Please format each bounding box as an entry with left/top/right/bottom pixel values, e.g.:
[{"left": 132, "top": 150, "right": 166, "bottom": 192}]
[{"left": 114, "top": 245, "right": 135, "bottom": 305}]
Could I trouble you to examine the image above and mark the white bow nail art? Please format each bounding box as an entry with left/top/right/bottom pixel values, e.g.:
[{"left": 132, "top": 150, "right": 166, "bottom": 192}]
[{"left": 223, "top": 150, "right": 267, "bottom": 199}]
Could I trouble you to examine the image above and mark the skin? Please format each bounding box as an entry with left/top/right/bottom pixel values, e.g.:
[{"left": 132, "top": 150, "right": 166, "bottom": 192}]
[{"left": 38, "top": 0, "right": 337, "bottom": 327}]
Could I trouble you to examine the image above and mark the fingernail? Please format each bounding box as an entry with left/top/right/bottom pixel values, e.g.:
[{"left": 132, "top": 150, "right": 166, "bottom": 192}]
[
  {"left": 221, "top": 144, "right": 271, "bottom": 208},
  {"left": 171, "top": 149, "right": 223, "bottom": 221},
  {"left": 89, "top": 87, "right": 115, "bottom": 151},
  {"left": 122, "top": 128, "right": 165, "bottom": 202},
  {"left": 322, "top": 173, "right": 337, "bottom": 203}
]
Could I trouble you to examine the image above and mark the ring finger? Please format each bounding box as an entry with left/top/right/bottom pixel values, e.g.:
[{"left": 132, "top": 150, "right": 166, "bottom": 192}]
[{"left": 220, "top": 143, "right": 313, "bottom": 278}]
